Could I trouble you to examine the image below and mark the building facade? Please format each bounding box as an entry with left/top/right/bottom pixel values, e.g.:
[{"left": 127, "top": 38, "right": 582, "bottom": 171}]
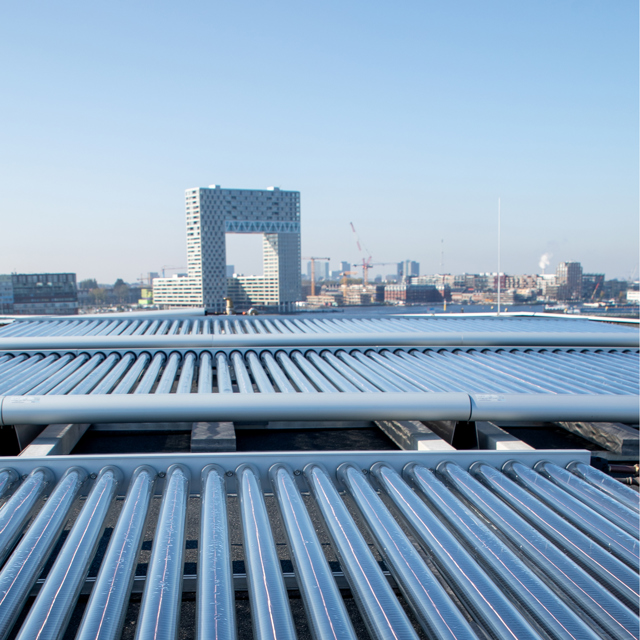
[
  {"left": 2, "top": 273, "right": 78, "bottom": 315},
  {"left": 153, "top": 186, "right": 302, "bottom": 312},
  {"left": 582, "top": 273, "right": 605, "bottom": 301},
  {"left": 556, "top": 261, "right": 583, "bottom": 301},
  {"left": 0, "top": 276, "right": 13, "bottom": 314},
  {"left": 384, "top": 283, "right": 442, "bottom": 304}
]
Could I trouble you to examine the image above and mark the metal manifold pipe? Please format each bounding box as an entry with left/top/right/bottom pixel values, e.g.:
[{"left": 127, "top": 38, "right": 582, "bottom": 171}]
[
  {"left": 0, "top": 391, "right": 637, "bottom": 425},
  {"left": 0, "top": 330, "right": 637, "bottom": 350}
]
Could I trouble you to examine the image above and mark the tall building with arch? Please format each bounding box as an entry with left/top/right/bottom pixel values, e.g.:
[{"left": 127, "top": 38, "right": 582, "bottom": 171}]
[{"left": 153, "top": 185, "right": 301, "bottom": 312}]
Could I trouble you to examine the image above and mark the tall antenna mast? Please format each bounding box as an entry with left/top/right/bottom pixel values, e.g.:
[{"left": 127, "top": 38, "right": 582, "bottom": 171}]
[{"left": 497, "top": 197, "right": 501, "bottom": 316}]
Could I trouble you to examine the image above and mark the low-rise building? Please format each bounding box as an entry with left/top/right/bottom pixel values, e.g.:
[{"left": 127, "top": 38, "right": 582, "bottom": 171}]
[
  {"left": 306, "top": 293, "right": 342, "bottom": 307},
  {"left": 384, "top": 284, "right": 442, "bottom": 304},
  {"left": 4, "top": 273, "right": 78, "bottom": 315},
  {"left": 138, "top": 288, "right": 154, "bottom": 307},
  {"left": 226, "top": 276, "right": 282, "bottom": 310}
]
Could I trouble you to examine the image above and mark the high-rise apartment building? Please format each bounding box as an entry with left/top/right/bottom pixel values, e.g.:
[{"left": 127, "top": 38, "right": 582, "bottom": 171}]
[
  {"left": 556, "top": 261, "right": 583, "bottom": 301},
  {"left": 153, "top": 186, "right": 302, "bottom": 312}
]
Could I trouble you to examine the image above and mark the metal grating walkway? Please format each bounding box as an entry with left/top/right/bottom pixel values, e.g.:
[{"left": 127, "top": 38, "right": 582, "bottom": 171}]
[{"left": 0, "top": 451, "right": 636, "bottom": 640}]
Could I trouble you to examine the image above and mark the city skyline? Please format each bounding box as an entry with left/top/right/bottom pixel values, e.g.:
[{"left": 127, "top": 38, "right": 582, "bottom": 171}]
[{"left": 0, "top": 1, "right": 637, "bottom": 282}]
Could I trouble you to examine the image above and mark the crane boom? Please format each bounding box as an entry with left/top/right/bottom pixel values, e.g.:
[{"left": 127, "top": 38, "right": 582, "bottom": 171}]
[{"left": 302, "top": 257, "right": 330, "bottom": 297}]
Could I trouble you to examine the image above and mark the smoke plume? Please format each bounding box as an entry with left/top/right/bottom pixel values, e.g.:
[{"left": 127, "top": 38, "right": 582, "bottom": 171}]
[{"left": 539, "top": 253, "right": 551, "bottom": 272}]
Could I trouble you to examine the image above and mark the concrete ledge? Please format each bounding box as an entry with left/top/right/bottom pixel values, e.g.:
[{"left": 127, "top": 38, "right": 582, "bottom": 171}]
[
  {"left": 475, "top": 421, "right": 534, "bottom": 451},
  {"left": 376, "top": 420, "right": 455, "bottom": 451},
  {"left": 557, "top": 421, "right": 639, "bottom": 456},
  {"left": 19, "top": 423, "right": 90, "bottom": 457},
  {"left": 190, "top": 421, "right": 236, "bottom": 452},
  {"left": 422, "top": 420, "right": 477, "bottom": 449},
  {"left": 14, "top": 424, "right": 47, "bottom": 450}
]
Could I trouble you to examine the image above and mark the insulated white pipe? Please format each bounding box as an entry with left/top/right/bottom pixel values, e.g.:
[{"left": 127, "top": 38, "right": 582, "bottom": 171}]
[
  {"left": 0, "top": 392, "right": 636, "bottom": 426},
  {"left": 0, "top": 391, "right": 468, "bottom": 425},
  {"left": 0, "top": 331, "right": 636, "bottom": 350}
]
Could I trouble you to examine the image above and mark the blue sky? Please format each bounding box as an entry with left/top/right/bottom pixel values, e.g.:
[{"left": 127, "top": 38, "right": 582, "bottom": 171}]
[{"left": 0, "top": 0, "right": 637, "bottom": 282}]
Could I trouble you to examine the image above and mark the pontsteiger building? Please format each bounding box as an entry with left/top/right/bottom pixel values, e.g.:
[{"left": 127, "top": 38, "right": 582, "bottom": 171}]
[{"left": 153, "top": 186, "right": 302, "bottom": 312}]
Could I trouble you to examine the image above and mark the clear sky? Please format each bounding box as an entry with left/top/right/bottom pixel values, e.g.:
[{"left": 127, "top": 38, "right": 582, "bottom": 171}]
[{"left": 1, "top": 0, "right": 637, "bottom": 283}]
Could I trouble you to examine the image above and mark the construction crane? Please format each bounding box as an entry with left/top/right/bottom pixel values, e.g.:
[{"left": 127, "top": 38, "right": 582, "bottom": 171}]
[
  {"left": 349, "top": 223, "right": 399, "bottom": 284},
  {"left": 340, "top": 270, "right": 358, "bottom": 290},
  {"left": 161, "top": 266, "right": 186, "bottom": 278},
  {"left": 350, "top": 223, "right": 372, "bottom": 283},
  {"left": 302, "top": 257, "right": 330, "bottom": 297},
  {"left": 352, "top": 261, "right": 399, "bottom": 286}
]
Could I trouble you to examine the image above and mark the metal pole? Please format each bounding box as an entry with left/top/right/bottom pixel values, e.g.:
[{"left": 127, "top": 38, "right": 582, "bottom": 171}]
[{"left": 497, "top": 197, "right": 501, "bottom": 316}]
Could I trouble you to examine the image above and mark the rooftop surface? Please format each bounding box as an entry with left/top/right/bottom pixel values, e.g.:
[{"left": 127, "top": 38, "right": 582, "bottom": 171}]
[{"left": 0, "top": 312, "right": 637, "bottom": 639}]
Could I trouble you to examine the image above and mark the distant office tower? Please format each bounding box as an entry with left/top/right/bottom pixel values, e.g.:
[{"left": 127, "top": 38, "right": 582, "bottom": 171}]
[
  {"left": 226, "top": 265, "right": 235, "bottom": 278},
  {"left": 398, "top": 260, "right": 419, "bottom": 279},
  {"left": 1, "top": 273, "right": 78, "bottom": 315},
  {"left": 556, "top": 261, "right": 583, "bottom": 301},
  {"left": 340, "top": 261, "right": 351, "bottom": 274},
  {"left": 153, "top": 186, "right": 301, "bottom": 311},
  {"left": 305, "top": 261, "right": 329, "bottom": 281},
  {"left": 406, "top": 261, "right": 420, "bottom": 277}
]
